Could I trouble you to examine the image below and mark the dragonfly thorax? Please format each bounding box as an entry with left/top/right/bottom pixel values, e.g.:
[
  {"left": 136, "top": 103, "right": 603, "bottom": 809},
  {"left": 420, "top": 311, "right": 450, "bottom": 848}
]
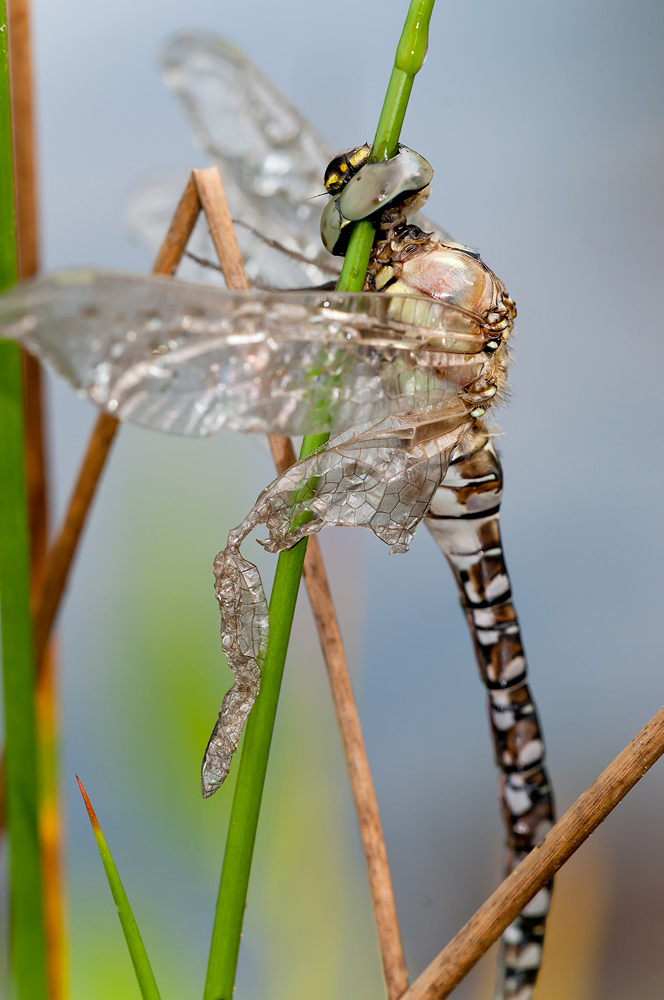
[
  {"left": 320, "top": 144, "right": 516, "bottom": 422},
  {"left": 369, "top": 232, "right": 515, "bottom": 337},
  {"left": 320, "top": 143, "right": 515, "bottom": 342}
]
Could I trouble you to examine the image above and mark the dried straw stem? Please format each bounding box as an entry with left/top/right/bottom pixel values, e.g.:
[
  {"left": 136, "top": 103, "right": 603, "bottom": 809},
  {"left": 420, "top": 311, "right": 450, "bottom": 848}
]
[
  {"left": 192, "top": 166, "right": 408, "bottom": 1000},
  {"left": 8, "top": 0, "right": 38, "bottom": 279},
  {"left": 33, "top": 173, "right": 202, "bottom": 669},
  {"left": 399, "top": 705, "right": 664, "bottom": 1000},
  {"left": 27, "top": 162, "right": 408, "bottom": 1000},
  {"left": 33, "top": 412, "right": 119, "bottom": 665},
  {"left": 271, "top": 435, "right": 409, "bottom": 999}
]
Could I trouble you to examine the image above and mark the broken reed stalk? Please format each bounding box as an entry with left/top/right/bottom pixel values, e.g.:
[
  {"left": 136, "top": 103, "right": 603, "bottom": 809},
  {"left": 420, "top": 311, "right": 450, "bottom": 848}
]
[
  {"left": 8, "top": 0, "right": 66, "bottom": 990},
  {"left": 0, "top": 170, "right": 204, "bottom": 990},
  {"left": 20, "top": 162, "right": 406, "bottom": 995},
  {"left": 270, "top": 436, "right": 408, "bottom": 1000},
  {"left": 32, "top": 175, "right": 202, "bottom": 669},
  {"left": 33, "top": 411, "right": 119, "bottom": 664},
  {"left": 8, "top": 0, "right": 38, "bottom": 279},
  {"left": 0, "top": 173, "right": 202, "bottom": 990},
  {"left": 399, "top": 705, "right": 664, "bottom": 1000},
  {"left": 191, "top": 165, "right": 407, "bottom": 1000},
  {"left": 271, "top": 436, "right": 407, "bottom": 997}
]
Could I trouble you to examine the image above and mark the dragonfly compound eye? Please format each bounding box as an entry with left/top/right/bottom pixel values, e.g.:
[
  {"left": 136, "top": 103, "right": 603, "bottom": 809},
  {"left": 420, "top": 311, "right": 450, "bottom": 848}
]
[
  {"left": 323, "top": 143, "right": 372, "bottom": 194},
  {"left": 320, "top": 145, "right": 433, "bottom": 255}
]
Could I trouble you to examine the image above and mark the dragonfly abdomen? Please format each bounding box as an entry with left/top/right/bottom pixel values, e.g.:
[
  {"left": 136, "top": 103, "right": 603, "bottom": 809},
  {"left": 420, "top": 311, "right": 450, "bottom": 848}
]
[{"left": 426, "top": 425, "right": 554, "bottom": 1000}]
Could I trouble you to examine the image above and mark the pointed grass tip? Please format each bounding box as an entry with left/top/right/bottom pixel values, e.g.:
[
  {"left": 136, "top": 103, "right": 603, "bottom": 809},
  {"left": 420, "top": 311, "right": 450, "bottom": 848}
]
[{"left": 76, "top": 774, "right": 101, "bottom": 831}]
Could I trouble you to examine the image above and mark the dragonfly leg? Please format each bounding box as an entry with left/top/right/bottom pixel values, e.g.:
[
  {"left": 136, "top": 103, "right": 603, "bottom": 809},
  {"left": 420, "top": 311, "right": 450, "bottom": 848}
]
[{"left": 425, "top": 423, "right": 554, "bottom": 1000}]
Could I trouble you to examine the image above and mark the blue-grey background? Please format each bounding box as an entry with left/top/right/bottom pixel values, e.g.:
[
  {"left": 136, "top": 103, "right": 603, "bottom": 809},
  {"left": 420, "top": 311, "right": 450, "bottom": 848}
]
[{"left": 20, "top": 0, "right": 664, "bottom": 997}]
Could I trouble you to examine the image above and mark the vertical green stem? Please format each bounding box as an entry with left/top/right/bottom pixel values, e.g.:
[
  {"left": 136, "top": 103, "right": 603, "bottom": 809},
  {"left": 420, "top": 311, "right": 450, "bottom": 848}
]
[
  {"left": 204, "top": 3, "right": 435, "bottom": 996},
  {"left": 337, "top": 0, "right": 434, "bottom": 293},
  {"left": 0, "top": 6, "right": 48, "bottom": 997}
]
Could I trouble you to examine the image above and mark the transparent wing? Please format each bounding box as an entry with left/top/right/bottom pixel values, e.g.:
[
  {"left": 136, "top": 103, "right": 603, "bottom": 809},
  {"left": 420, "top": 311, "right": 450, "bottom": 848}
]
[
  {"left": 0, "top": 269, "right": 491, "bottom": 438},
  {"left": 203, "top": 410, "right": 469, "bottom": 794},
  {"left": 127, "top": 32, "right": 337, "bottom": 287},
  {"left": 126, "top": 32, "right": 448, "bottom": 289}
]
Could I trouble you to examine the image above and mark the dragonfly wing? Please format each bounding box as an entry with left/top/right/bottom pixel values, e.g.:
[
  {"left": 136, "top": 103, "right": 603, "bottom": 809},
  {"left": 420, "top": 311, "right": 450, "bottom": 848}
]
[
  {"left": 202, "top": 411, "right": 469, "bottom": 795},
  {"left": 127, "top": 32, "right": 339, "bottom": 287},
  {"left": 127, "top": 32, "right": 446, "bottom": 286},
  {"left": 0, "top": 269, "right": 490, "bottom": 439},
  {"left": 160, "top": 33, "right": 452, "bottom": 256}
]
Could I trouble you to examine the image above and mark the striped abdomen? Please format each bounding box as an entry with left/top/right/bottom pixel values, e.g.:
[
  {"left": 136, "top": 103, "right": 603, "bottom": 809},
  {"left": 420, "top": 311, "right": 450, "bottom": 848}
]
[{"left": 425, "top": 423, "right": 554, "bottom": 1000}]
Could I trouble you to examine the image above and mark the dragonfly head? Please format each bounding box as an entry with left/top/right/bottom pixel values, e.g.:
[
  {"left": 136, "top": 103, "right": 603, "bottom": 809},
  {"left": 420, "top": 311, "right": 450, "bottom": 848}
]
[
  {"left": 323, "top": 143, "right": 372, "bottom": 193},
  {"left": 320, "top": 145, "right": 433, "bottom": 255}
]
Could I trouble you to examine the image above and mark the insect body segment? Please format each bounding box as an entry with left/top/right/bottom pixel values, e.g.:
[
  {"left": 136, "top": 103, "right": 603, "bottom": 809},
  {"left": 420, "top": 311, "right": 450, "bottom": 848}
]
[{"left": 426, "top": 427, "right": 553, "bottom": 1000}]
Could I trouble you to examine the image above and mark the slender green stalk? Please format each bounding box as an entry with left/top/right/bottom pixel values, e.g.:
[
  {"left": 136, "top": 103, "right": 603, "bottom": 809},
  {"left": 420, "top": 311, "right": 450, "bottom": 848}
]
[
  {"left": 337, "top": 0, "right": 434, "bottom": 293},
  {"left": 0, "top": 5, "right": 49, "bottom": 998},
  {"left": 76, "top": 778, "right": 162, "bottom": 1000},
  {"left": 203, "top": 4, "right": 436, "bottom": 998}
]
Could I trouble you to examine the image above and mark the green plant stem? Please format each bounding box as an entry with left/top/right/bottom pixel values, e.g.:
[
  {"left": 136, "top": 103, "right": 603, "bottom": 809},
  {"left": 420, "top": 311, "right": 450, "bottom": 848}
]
[
  {"left": 0, "top": 4, "right": 48, "bottom": 999},
  {"left": 337, "top": 0, "right": 434, "bottom": 293},
  {"left": 0, "top": 346, "right": 49, "bottom": 1000},
  {"left": 204, "top": 3, "right": 435, "bottom": 997},
  {"left": 204, "top": 431, "right": 327, "bottom": 1000}
]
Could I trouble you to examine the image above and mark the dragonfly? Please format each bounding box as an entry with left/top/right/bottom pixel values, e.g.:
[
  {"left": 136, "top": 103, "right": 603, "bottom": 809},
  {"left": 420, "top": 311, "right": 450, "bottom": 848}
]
[{"left": 0, "top": 33, "right": 553, "bottom": 1000}]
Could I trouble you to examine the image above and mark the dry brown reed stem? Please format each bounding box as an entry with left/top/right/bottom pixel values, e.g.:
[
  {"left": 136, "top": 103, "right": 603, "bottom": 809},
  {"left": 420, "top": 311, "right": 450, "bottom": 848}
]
[
  {"left": 192, "top": 167, "right": 408, "bottom": 1000},
  {"left": 270, "top": 436, "right": 409, "bottom": 1000},
  {"left": 33, "top": 173, "right": 202, "bottom": 670},
  {"left": 8, "top": 0, "right": 38, "bottom": 279},
  {"left": 27, "top": 163, "right": 408, "bottom": 999},
  {"left": 25, "top": 174, "right": 202, "bottom": 991},
  {"left": 398, "top": 705, "right": 664, "bottom": 1000},
  {"left": 10, "top": 0, "right": 49, "bottom": 640},
  {"left": 8, "top": 0, "right": 66, "bottom": 994},
  {"left": 191, "top": 169, "right": 252, "bottom": 291},
  {"left": 33, "top": 412, "right": 119, "bottom": 665}
]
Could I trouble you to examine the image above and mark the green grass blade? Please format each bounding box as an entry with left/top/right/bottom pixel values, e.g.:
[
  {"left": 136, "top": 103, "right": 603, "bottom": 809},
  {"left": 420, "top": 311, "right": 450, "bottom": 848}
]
[
  {"left": 76, "top": 777, "right": 162, "bottom": 1000},
  {"left": 203, "top": 4, "right": 436, "bottom": 999},
  {"left": 0, "top": 2, "right": 49, "bottom": 997}
]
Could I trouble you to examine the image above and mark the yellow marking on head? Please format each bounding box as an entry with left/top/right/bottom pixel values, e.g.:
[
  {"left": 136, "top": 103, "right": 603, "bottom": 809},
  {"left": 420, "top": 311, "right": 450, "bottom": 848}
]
[{"left": 348, "top": 145, "right": 371, "bottom": 171}]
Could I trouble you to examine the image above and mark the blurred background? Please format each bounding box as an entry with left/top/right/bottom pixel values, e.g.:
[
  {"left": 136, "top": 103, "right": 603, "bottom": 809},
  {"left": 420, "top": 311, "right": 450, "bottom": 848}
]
[{"left": 8, "top": 0, "right": 664, "bottom": 997}]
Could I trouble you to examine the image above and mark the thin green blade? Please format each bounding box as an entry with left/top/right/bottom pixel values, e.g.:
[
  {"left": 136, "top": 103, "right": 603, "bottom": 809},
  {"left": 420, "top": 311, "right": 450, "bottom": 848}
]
[{"left": 76, "top": 777, "right": 162, "bottom": 1000}]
